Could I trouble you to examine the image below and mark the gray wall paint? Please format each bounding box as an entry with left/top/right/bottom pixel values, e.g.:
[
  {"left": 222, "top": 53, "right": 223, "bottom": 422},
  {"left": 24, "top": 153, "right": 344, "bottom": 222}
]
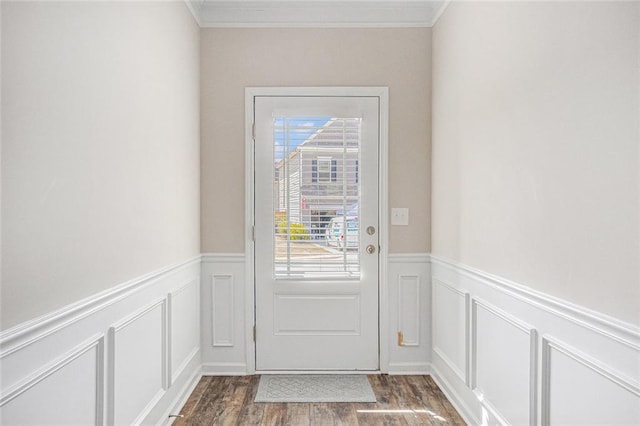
[
  {"left": 432, "top": 1, "right": 640, "bottom": 325},
  {"left": 1, "top": 1, "right": 201, "bottom": 330}
]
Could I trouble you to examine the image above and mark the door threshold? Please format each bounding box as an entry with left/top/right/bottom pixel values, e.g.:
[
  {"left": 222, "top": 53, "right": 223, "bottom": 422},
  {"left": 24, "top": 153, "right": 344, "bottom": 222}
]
[{"left": 256, "top": 370, "right": 381, "bottom": 375}]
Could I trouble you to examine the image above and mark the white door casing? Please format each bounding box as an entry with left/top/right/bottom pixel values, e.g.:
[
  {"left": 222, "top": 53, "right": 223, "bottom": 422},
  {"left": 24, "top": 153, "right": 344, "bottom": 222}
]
[{"left": 251, "top": 89, "right": 388, "bottom": 371}]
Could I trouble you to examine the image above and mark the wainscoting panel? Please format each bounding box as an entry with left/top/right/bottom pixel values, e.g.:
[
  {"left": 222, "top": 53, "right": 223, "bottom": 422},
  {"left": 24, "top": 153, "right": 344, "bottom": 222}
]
[
  {"left": 0, "top": 257, "right": 202, "bottom": 426},
  {"left": 0, "top": 336, "right": 104, "bottom": 425},
  {"left": 169, "top": 279, "right": 200, "bottom": 385},
  {"left": 432, "top": 279, "right": 468, "bottom": 383},
  {"left": 212, "top": 274, "right": 235, "bottom": 346},
  {"left": 387, "top": 254, "right": 431, "bottom": 374},
  {"left": 201, "top": 254, "right": 248, "bottom": 375},
  {"left": 108, "top": 300, "right": 167, "bottom": 425},
  {"left": 472, "top": 299, "right": 537, "bottom": 425},
  {"left": 543, "top": 337, "right": 640, "bottom": 425},
  {"left": 398, "top": 275, "right": 420, "bottom": 346},
  {"left": 430, "top": 255, "right": 640, "bottom": 426}
]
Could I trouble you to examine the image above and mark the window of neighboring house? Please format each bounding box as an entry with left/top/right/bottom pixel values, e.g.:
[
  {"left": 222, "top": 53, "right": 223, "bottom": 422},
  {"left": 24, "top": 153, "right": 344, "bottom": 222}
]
[
  {"left": 312, "top": 158, "right": 337, "bottom": 183},
  {"left": 355, "top": 160, "right": 359, "bottom": 183}
]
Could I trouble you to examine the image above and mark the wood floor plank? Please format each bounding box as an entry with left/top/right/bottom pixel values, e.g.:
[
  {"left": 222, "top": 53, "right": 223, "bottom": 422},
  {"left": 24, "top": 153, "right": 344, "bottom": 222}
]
[
  {"left": 310, "top": 402, "right": 360, "bottom": 426},
  {"left": 235, "top": 375, "right": 266, "bottom": 425},
  {"left": 285, "top": 403, "right": 312, "bottom": 426},
  {"left": 173, "top": 377, "right": 211, "bottom": 426},
  {"left": 172, "top": 375, "right": 466, "bottom": 426}
]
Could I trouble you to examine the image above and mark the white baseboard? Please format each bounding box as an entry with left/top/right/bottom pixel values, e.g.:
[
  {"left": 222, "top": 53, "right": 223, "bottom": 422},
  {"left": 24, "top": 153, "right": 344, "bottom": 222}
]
[
  {"left": 387, "top": 362, "right": 431, "bottom": 375},
  {"left": 431, "top": 255, "right": 640, "bottom": 425},
  {"left": 161, "top": 366, "right": 203, "bottom": 425},
  {"left": 430, "top": 364, "right": 479, "bottom": 426},
  {"left": 202, "top": 362, "right": 249, "bottom": 376}
]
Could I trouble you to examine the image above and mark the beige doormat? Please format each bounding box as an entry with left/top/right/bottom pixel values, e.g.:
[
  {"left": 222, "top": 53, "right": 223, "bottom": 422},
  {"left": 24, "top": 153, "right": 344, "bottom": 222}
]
[{"left": 254, "top": 374, "right": 376, "bottom": 403}]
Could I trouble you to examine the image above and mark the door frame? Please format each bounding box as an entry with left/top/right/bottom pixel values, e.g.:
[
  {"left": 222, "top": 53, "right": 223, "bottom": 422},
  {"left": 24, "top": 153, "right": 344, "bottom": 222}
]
[{"left": 244, "top": 87, "right": 389, "bottom": 373}]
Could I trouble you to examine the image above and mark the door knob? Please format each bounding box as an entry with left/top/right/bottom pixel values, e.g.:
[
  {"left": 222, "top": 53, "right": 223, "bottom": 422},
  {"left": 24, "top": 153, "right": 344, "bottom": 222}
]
[{"left": 366, "top": 244, "right": 376, "bottom": 254}]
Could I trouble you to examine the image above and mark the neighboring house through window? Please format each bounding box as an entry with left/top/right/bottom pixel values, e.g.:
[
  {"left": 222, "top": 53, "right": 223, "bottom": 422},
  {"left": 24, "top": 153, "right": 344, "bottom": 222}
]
[{"left": 275, "top": 117, "right": 360, "bottom": 234}]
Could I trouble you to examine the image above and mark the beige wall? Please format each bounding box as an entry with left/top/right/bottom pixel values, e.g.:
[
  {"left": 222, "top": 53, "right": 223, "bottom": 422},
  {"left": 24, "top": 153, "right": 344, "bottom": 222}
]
[
  {"left": 432, "top": 2, "right": 640, "bottom": 325},
  {"left": 1, "top": 1, "right": 200, "bottom": 330},
  {"left": 201, "top": 28, "right": 431, "bottom": 254}
]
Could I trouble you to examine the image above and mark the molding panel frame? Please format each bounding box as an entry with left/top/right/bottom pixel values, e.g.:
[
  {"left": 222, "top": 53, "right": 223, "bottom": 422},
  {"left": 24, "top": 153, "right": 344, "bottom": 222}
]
[
  {"left": 430, "top": 255, "right": 640, "bottom": 426},
  {"left": 0, "top": 335, "right": 105, "bottom": 425},
  {"left": 471, "top": 298, "right": 538, "bottom": 426},
  {"left": 386, "top": 254, "right": 431, "bottom": 374},
  {"left": 168, "top": 279, "right": 201, "bottom": 386},
  {"left": 542, "top": 336, "right": 640, "bottom": 425},
  {"left": 0, "top": 257, "right": 202, "bottom": 426},
  {"left": 432, "top": 279, "right": 469, "bottom": 384},
  {"left": 212, "top": 274, "right": 235, "bottom": 346},
  {"left": 201, "top": 253, "right": 249, "bottom": 375},
  {"left": 108, "top": 300, "right": 168, "bottom": 426}
]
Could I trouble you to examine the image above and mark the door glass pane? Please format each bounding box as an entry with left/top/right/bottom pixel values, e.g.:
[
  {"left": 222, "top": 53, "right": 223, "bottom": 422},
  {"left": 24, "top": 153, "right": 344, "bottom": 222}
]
[{"left": 273, "top": 116, "right": 361, "bottom": 279}]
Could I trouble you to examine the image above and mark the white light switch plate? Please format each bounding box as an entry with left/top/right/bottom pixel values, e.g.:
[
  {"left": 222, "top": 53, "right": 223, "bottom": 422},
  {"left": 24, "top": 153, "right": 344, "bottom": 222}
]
[{"left": 391, "top": 208, "right": 409, "bottom": 226}]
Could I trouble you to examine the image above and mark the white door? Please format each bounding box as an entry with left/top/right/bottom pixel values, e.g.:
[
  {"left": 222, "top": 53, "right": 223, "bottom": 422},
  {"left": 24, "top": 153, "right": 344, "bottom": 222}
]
[{"left": 253, "top": 94, "right": 380, "bottom": 370}]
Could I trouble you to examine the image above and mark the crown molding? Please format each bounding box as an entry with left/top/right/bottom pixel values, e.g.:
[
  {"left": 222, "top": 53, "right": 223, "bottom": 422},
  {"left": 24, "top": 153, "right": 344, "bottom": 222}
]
[{"left": 189, "top": 1, "right": 448, "bottom": 28}]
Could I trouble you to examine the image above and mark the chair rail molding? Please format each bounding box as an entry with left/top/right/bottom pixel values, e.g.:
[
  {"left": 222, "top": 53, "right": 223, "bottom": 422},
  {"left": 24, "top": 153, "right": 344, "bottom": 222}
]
[{"left": 0, "top": 256, "right": 202, "bottom": 358}]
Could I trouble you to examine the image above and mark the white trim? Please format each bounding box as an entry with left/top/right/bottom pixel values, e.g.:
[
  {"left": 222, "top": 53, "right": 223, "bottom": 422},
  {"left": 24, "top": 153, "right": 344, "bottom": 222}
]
[
  {"left": 429, "top": 0, "right": 451, "bottom": 26},
  {"left": 397, "top": 274, "right": 420, "bottom": 346},
  {"left": 430, "top": 255, "right": 640, "bottom": 350},
  {"left": 182, "top": 0, "right": 203, "bottom": 27},
  {"left": 432, "top": 347, "right": 465, "bottom": 385},
  {"left": 541, "top": 336, "right": 640, "bottom": 425},
  {"left": 432, "top": 278, "right": 469, "bottom": 384},
  {"left": 387, "top": 362, "right": 430, "bottom": 375},
  {"left": 472, "top": 388, "right": 510, "bottom": 426},
  {"left": 430, "top": 364, "right": 480, "bottom": 426},
  {"left": 0, "top": 256, "right": 201, "bottom": 358},
  {"left": 377, "top": 87, "right": 390, "bottom": 373},
  {"left": 0, "top": 335, "right": 105, "bottom": 415},
  {"left": 245, "top": 89, "right": 256, "bottom": 375},
  {"left": 161, "top": 367, "right": 202, "bottom": 426},
  {"left": 201, "top": 253, "right": 245, "bottom": 263},
  {"left": 196, "top": 1, "right": 445, "bottom": 28},
  {"left": 171, "top": 348, "right": 200, "bottom": 389},
  {"left": 202, "top": 362, "right": 249, "bottom": 376},
  {"left": 107, "top": 299, "right": 169, "bottom": 426},
  {"left": 432, "top": 257, "right": 640, "bottom": 426},
  {"left": 470, "top": 297, "right": 538, "bottom": 426},
  {"left": 199, "top": 22, "right": 433, "bottom": 29},
  {"left": 132, "top": 388, "right": 166, "bottom": 426},
  {"left": 255, "top": 370, "right": 379, "bottom": 375},
  {"left": 388, "top": 253, "right": 430, "bottom": 264},
  {"left": 245, "top": 87, "right": 389, "bottom": 373},
  {"left": 211, "top": 274, "right": 235, "bottom": 347},
  {"left": 167, "top": 279, "right": 200, "bottom": 386}
]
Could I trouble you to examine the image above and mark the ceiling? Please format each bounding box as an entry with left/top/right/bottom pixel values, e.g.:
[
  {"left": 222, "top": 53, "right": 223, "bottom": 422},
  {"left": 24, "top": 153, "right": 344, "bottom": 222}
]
[{"left": 186, "top": 0, "right": 449, "bottom": 27}]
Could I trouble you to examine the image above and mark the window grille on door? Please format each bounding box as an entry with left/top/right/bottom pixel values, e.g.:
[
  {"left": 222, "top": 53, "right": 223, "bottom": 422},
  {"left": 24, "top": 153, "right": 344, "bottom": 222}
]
[{"left": 273, "top": 116, "right": 361, "bottom": 279}]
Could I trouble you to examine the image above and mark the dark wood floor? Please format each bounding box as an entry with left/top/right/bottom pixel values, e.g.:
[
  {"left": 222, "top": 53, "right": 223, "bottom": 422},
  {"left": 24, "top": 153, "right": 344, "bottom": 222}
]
[{"left": 173, "top": 375, "right": 466, "bottom": 425}]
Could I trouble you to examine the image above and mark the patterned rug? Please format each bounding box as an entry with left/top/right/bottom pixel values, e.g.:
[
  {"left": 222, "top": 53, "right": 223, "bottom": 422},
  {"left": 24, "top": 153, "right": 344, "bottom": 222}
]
[{"left": 254, "top": 374, "right": 376, "bottom": 403}]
